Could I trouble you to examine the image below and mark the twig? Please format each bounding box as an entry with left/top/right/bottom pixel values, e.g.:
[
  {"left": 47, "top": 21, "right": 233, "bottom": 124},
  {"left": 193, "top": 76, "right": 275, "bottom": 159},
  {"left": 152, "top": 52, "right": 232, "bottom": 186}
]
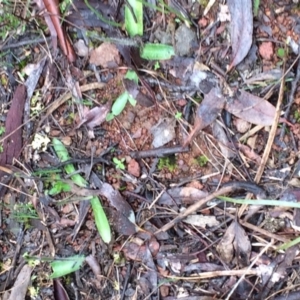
[
  {"left": 0, "top": 37, "right": 52, "bottom": 51},
  {"left": 280, "top": 56, "right": 300, "bottom": 139},
  {"left": 38, "top": 82, "right": 106, "bottom": 129},
  {"left": 130, "top": 145, "right": 189, "bottom": 159},
  {"left": 225, "top": 240, "right": 274, "bottom": 300},
  {"left": 214, "top": 207, "right": 289, "bottom": 242},
  {"left": 163, "top": 269, "right": 257, "bottom": 280},
  {"left": 238, "top": 57, "right": 287, "bottom": 218},
  {"left": 155, "top": 185, "right": 235, "bottom": 233}
]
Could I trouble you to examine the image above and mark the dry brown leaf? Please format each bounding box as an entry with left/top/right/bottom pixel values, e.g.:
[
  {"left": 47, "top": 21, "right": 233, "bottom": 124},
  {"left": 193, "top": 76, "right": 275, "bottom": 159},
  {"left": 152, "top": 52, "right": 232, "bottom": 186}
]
[
  {"left": 99, "top": 182, "right": 135, "bottom": 223},
  {"left": 85, "top": 255, "right": 101, "bottom": 276},
  {"left": 227, "top": 0, "right": 253, "bottom": 70},
  {"left": 183, "top": 87, "right": 225, "bottom": 146},
  {"left": 53, "top": 279, "right": 70, "bottom": 300},
  {"left": 226, "top": 90, "right": 277, "bottom": 126},
  {"left": 217, "top": 221, "right": 251, "bottom": 267},
  {"left": 75, "top": 102, "right": 111, "bottom": 130},
  {"left": 216, "top": 222, "right": 235, "bottom": 264},
  {"left": 0, "top": 85, "right": 26, "bottom": 167},
  {"left": 8, "top": 264, "right": 32, "bottom": 300},
  {"left": 236, "top": 143, "right": 262, "bottom": 165},
  {"left": 233, "top": 222, "right": 251, "bottom": 267},
  {"left": 158, "top": 187, "right": 208, "bottom": 206},
  {"left": 212, "top": 121, "right": 235, "bottom": 159},
  {"left": 122, "top": 242, "right": 157, "bottom": 293},
  {"left": 151, "top": 118, "right": 176, "bottom": 148}
]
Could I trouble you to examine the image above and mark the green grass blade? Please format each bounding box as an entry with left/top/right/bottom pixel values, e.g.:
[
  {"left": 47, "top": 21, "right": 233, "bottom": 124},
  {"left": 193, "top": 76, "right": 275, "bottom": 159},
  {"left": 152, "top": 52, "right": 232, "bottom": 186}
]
[
  {"left": 90, "top": 196, "right": 111, "bottom": 244},
  {"left": 277, "top": 236, "right": 300, "bottom": 251},
  {"left": 219, "top": 196, "right": 300, "bottom": 251},
  {"left": 218, "top": 196, "right": 300, "bottom": 208},
  {"left": 125, "top": 0, "right": 143, "bottom": 37},
  {"left": 52, "top": 138, "right": 111, "bottom": 243},
  {"left": 52, "top": 138, "right": 88, "bottom": 187}
]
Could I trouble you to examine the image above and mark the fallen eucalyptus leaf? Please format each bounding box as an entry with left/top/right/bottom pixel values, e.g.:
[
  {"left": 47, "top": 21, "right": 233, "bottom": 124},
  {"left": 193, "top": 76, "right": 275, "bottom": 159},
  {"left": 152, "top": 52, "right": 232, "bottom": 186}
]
[
  {"left": 76, "top": 102, "right": 111, "bottom": 130},
  {"left": 184, "top": 87, "right": 225, "bottom": 146},
  {"left": 226, "top": 90, "right": 276, "bottom": 126},
  {"left": 227, "top": 0, "right": 253, "bottom": 69}
]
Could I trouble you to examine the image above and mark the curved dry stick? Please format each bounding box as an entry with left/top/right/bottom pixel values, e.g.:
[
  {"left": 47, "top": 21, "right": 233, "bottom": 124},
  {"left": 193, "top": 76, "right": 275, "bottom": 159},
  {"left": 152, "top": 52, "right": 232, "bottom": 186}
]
[
  {"left": 43, "top": 0, "right": 76, "bottom": 62},
  {"left": 155, "top": 185, "right": 235, "bottom": 233}
]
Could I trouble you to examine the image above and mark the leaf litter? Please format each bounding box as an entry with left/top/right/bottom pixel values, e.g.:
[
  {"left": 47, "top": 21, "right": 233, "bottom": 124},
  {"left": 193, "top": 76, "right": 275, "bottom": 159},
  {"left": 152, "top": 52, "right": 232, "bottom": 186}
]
[{"left": 3, "top": 0, "right": 300, "bottom": 299}]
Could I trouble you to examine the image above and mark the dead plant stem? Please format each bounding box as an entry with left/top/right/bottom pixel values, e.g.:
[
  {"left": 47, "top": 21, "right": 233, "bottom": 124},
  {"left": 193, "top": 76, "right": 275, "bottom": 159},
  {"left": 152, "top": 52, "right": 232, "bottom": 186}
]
[{"left": 238, "top": 57, "right": 287, "bottom": 217}]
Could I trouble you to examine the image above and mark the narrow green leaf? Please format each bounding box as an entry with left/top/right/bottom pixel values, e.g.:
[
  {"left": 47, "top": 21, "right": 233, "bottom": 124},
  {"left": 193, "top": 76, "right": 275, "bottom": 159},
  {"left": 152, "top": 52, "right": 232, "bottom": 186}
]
[
  {"left": 277, "top": 236, "right": 300, "bottom": 251},
  {"left": 90, "top": 196, "right": 111, "bottom": 243},
  {"left": 218, "top": 196, "right": 300, "bottom": 208},
  {"left": 52, "top": 138, "right": 111, "bottom": 243},
  {"left": 111, "top": 92, "right": 129, "bottom": 116},
  {"left": 125, "top": 0, "right": 143, "bottom": 37},
  {"left": 50, "top": 255, "right": 85, "bottom": 278},
  {"left": 52, "top": 138, "right": 88, "bottom": 187},
  {"left": 140, "top": 43, "right": 175, "bottom": 60},
  {"left": 52, "top": 138, "right": 71, "bottom": 162}
]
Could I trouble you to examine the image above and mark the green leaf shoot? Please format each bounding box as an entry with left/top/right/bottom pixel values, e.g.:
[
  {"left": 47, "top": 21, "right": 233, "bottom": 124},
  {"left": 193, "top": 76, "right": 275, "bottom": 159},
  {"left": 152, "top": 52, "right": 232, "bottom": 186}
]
[
  {"left": 113, "top": 157, "right": 126, "bottom": 170},
  {"left": 50, "top": 255, "right": 85, "bottom": 278},
  {"left": 90, "top": 196, "right": 111, "bottom": 244},
  {"left": 52, "top": 138, "right": 111, "bottom": 243},
  {"left": 140, "top": 43, "right": 175, "bottom": 60},
  {"left": 111, "top": 92, "right": 129, "bottom": 116},
  {"left": 125, "top": 0, "right": 143, "bottom": 37},
  {"left": 52, "top": 138, "right": 88, "bottom": 187}
]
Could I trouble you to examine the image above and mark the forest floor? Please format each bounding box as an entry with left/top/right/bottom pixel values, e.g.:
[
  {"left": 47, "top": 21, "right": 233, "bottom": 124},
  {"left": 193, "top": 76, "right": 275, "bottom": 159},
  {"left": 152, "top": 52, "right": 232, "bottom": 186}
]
[{"left": 1, "top": 0, "right": 300, "bottom": 299}]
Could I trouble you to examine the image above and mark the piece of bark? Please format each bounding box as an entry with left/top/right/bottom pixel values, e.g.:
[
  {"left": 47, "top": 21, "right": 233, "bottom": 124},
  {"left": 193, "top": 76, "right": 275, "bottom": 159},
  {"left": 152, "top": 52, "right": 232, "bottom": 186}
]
[
  {"left": 8, "top": 264, "right": 32, "bottom": 300},
  {"left": 0, "top": 84, "right": 26, "bottom": 166}
]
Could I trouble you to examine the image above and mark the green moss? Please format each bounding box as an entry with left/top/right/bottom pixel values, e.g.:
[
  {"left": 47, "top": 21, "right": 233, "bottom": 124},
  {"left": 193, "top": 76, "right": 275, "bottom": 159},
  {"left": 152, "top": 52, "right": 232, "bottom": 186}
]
[
  {"left": 194, "top": 155, "right": 208, "bottom": 167},
  {"left": 158, "top": 155, "right": 177, "bottom": 171},
  {"left": 294, "top": 110, "right": 300, "bottom": 123},
  {"left": 198, "top": 0, "right": 209, "bottom": 6},
  {"left": 0, "top": 10, "right": 26, "bottom": 40}
]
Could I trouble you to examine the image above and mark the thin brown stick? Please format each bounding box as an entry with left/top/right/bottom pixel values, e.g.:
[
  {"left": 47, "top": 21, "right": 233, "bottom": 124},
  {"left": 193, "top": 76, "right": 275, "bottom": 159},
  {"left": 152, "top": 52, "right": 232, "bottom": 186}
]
[
  {"left": 225, "top": 241, "right": 274, "bottom": 300},
  {"left": 155, "top": 185, "right": 235, "bottom": 233},
  {"left": 214, "top": 206, "right": 289, "bottom": 242},
  {"left": 38, "top": 82, "right": 106, "bottom": 128},
  {"left": 163, "top": 269, "right": 257, "bottom": 280},
  {"left": 238, "top": 57, "right": 287, "bottom": 217}
]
